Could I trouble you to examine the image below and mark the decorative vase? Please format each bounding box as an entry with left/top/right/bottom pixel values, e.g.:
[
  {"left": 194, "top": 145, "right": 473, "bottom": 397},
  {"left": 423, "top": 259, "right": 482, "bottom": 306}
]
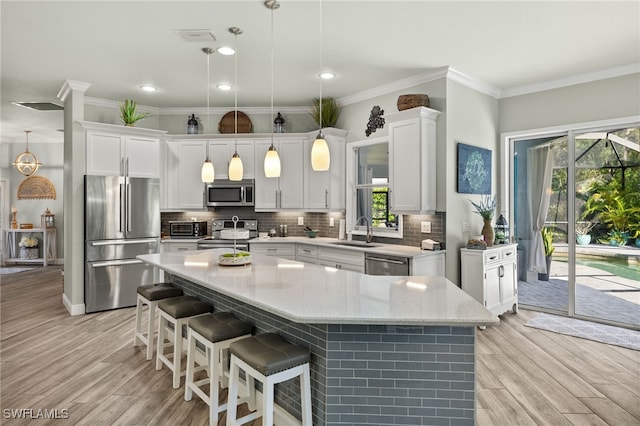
[
  {"left": 576, "top": 234, "right": 591, "bottom": 245},
  {"left": 481, "top": 219, "right": 494, "bottom": 247}
]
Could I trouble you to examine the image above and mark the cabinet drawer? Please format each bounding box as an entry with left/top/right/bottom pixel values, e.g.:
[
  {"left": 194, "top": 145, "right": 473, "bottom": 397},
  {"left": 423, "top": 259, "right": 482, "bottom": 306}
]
[
  {"left": 297, "top": 244, "right": 318, "bottom": 258},
  {"left": 483, "top": 250, "right": 502, "bottom": 265},
  {"left": 317, "top": 247, "right": 364, "bottom": 267},
  {"left": 501, "top": 246, "right": 517, "bottom": 263},
  {"left": 250, "top": 243, "right": 296, "bottom": 257}
]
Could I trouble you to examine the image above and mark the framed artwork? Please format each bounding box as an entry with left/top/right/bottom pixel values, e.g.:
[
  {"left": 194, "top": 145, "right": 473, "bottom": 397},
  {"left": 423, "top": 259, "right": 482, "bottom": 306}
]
[{"left": 457, "top": 142, "right": 491, "bottom": 194}]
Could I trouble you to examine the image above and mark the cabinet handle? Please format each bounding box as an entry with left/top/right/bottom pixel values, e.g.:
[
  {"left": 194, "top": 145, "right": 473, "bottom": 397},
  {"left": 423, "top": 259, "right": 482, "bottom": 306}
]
[
  {"left": 325, "top": 189, "right": 329, "bottom": 208},
  {"left": 488, "top": 255, "right": 498, "bottom": 260},
  {"left": 302, "top": 249, "right": 311, "bottom": 253},
  {"left": 499, "top": 265, "right": 504, "bottom": 278},
  {"left": 504, "top": 251, "right": 513, "bottom": 257},
  {"left": 275, "top": 190, "right": 278, "bottom": 208},
  {"left": 267, "top": 248, "right": 277, "bottom": 252},
  {"left": 126, "top": 157, "right": 129, "bottom": 176}
]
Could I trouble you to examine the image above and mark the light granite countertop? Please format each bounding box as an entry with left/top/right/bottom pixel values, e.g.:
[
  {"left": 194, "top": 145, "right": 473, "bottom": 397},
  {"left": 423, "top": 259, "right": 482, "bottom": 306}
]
[
  {"left": 248, "top": 236, "right": 445, "bottom": 258},
  {"left": 138, "top": 249, "right": 496, "bottom": 326}
]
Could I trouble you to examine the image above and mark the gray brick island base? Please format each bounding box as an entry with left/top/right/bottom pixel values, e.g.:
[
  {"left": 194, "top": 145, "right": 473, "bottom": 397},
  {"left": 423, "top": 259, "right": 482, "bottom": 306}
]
[{"left": 139, "top": 249, "right": 496, "bottom": 425}]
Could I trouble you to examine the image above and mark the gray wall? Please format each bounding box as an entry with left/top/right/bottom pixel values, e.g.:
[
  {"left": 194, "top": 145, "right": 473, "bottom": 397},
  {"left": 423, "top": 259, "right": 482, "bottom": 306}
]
[{"left": 499, "top": 73, "right": 640, "bottom": 133}]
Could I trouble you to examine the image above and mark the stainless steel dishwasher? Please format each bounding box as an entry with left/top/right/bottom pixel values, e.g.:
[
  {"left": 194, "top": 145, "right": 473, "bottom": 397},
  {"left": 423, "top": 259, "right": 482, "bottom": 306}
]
[{"left": 365, "top": 253, "right": 410, "bottom": 275}]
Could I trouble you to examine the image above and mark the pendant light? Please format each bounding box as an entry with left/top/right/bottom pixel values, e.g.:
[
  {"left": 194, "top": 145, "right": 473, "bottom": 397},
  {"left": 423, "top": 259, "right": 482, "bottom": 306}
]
[
  {"left": 13, "top": 130, "right": 42, "bottom": 176},
  {"left": 264, "top": 0, "right": 281, "bottom": 178},
  {"left": 311, "top": 0, "right": 330, "bottom": 171},
  {"left": 228, "top": 27, "right": 244, "bottom": 181},
  {"left": 201, "top": 47, "right": 215, "bottom": 183}
]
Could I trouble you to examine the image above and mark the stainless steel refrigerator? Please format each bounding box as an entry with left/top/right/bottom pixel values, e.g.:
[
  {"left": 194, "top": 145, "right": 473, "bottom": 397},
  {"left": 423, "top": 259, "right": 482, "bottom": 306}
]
[{"left": 84, "top": 175, "right": 160, "bottom": 313}]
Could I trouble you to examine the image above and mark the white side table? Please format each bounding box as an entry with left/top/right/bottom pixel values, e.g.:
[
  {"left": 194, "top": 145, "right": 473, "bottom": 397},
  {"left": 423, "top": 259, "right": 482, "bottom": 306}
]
[{"left": 2, "top": 228, "right": 57, "bottom": 266}]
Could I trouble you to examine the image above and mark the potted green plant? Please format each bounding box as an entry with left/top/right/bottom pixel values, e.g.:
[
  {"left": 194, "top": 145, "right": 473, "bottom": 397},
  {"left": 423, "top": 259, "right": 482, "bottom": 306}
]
[
  {"left": 605, "top": 229, "right": 628, "bottom": 247},
  {"left": 469, "top": 195, "right": 496, "bottom": 247},
  {"left": 119, "top": 99, "right": 151, "bottom": 126},
  {"left": 310, "top": 97, "right": 342, "bottom": 128},
  {"left": 538, "top": 227, "right": 554, "bottom": 281},
  {"left": 575, "top": 221, "right": 596, "bottom": 245}
]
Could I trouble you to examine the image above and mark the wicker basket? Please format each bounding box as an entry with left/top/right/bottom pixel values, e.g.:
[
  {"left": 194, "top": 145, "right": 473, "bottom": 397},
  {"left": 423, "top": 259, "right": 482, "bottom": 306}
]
[
  {"left": 397, "top": 94, "right": 430, "bottom": 111},
  {"left": 19, "top": 247, "right": 39, "bottom": 259}
]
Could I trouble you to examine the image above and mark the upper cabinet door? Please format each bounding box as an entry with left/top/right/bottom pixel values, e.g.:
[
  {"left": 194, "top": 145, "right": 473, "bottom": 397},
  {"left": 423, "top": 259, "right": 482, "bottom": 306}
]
[
  {"left": 277, "top": 138, "right": 304, "bottom": 209},
  {"left": 254, "top": 139, "right": 280, "bottom": 210},
  {"left": 126, "top": 135, "right": 160, "bottom": 178},
  {"left": 387, "top": 107, "right": 440, "bottom": 214},
  {"left": 86, "top": 131, "right": 124, "bottom": 176},
  {"left": 304, "top": 129, "right": 347, "bottom": 211}
]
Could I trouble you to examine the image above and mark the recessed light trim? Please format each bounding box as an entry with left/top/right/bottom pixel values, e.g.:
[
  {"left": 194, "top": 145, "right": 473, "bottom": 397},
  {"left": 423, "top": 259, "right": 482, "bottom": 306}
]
[
  {"left": 140, "top": 85, "right": 157, "bottom": 92},
  {"left": 319, "top": 72, "right": 335, "bottom": 80},
  {"left": 217, "top": 46, "right": 235, "bottom": 56},
  {"left": 217, "top": 83, "right": 232, "bottom": 91}
]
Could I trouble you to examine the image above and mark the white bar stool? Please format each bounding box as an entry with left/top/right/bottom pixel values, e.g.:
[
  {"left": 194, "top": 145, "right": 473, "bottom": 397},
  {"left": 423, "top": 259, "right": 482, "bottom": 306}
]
[
  {"left": 184, "top": 312, "right": 254, "bottom": 425},
  {"left": 156, "top": 295, "right": 212, "bottom": 389},
  {"left": 133, "top": 282, "right": 183, "bottom": 360},
  {"left": 226, "top": 333, "right": 312, "bottom": 426}
]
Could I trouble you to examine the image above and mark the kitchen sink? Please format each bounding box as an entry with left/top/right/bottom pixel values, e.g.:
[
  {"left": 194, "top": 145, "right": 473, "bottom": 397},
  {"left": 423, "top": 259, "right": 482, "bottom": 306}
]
[{"left": 331, "top": 241, "right": 381, "bottom": 248}]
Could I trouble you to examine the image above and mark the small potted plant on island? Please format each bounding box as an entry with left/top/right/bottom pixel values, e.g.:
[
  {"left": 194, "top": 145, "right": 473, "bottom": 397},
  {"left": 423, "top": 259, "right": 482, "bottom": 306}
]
[
  {"left": 119, "top": 99, "right": 151, "bottom": 126},
  {"left": 538, "top": 227, "right": 554, "bottom": 281},
  {"left": 469, "top": 195, "right": 496, "bottom": 247},
  {"left": 575, "top": 221, "right": 596, "bottom": 245}
]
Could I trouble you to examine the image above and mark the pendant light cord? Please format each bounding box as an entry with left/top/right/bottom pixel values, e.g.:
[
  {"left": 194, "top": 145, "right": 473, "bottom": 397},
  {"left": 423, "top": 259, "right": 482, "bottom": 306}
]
[
  {"left": 270, "top": 5, "right": 275, "bottom": 148},
  {"left": 206, "top": 49, "right": 211, "bottom": 158},
  {"left": 234, "top": 30, "right": 239, "bottom": 154},
  {"left": 318, "top": 0, "right": 322, "bottom": 131}
]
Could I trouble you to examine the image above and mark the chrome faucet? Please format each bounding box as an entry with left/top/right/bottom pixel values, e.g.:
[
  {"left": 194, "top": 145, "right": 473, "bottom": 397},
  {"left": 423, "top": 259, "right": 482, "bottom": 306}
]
[{"left": 356, "top": 216, "right": 373, "bottom": 243}]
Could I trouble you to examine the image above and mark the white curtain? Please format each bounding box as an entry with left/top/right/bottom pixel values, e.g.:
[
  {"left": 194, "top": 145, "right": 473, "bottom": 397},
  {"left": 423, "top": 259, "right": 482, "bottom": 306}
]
[{"left": 527, "top": 145, "right": 554, "bottom": 273}]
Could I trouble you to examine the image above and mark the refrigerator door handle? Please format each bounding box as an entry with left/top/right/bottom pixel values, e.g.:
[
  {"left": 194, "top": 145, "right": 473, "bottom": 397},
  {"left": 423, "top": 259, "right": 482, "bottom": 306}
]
[
  {"left": 91, "top": 259, "right": 144, "bottom": 268},
  {"left": 119, "top": 182, "right": 125, "bottom": 233},
  {"left": 90, "top": 238, "right": 158, "bottom": 246},
  {"left": 127, "top": 182, "right": 132, "bottom": 232}
]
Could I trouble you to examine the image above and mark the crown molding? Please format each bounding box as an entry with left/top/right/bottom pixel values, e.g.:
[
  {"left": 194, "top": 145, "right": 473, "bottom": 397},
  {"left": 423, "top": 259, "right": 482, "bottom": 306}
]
[
  {"left": 57, "top": 80, "right": 91, "bottom": 102},
  {"left": 500, "top": 63, "right": 640, "bottom": 98},
  {"left": 446, "top": 68, "right": 503, "bottom": 98}
]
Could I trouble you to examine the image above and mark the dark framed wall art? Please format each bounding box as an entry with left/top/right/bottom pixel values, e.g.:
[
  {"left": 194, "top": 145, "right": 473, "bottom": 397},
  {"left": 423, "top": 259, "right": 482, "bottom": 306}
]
[{"left": 457, "top": 142, "right": 491, "bottom": 194}]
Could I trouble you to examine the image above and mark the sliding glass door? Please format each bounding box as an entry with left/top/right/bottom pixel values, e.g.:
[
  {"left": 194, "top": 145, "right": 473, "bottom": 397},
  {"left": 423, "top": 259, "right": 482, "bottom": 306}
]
[
  {"left": 574, "top": 127, "right": 640, "bottom": 327},
  {"left": 513, "top": 124, "right": 639, "bottom": 328}
]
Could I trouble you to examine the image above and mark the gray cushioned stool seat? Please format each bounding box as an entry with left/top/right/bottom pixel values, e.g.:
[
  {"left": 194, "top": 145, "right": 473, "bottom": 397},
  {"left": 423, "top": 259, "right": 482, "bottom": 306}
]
[
  {"left": 158, "top": 295, "right": 212, "bottom": 319},
  {"left": 137, "top": 282, "right": 183, "bottom": 301},
  {"left": 230, "top": 333, "right": 310, "bottom": 376},
  {"left": 189, "top": 312, "right": 253, "bottom": 343}
]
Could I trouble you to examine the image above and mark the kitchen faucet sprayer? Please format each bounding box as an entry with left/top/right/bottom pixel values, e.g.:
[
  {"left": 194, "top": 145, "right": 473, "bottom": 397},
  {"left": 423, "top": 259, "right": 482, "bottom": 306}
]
[{"left": 355, "top": 216, "right": 373, "bottom": 243}]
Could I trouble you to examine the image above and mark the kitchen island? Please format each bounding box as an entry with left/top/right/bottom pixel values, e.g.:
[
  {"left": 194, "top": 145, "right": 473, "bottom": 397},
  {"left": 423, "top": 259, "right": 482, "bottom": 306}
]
[{"left": 138, "top": 249, "right": 497, "bottom": 425}]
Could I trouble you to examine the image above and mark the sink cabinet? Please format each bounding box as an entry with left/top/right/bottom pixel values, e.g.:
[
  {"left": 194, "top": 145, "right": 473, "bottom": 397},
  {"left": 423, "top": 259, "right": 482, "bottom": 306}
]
[{"left": 460, "top": 244, "right": 518, "bottom": 317}]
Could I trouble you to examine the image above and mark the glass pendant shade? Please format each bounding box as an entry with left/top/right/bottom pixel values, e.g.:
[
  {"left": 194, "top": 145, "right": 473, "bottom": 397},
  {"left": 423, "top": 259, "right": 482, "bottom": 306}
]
[
  {"left": 228, "top": 153, "right": 244, "bottom": 181},
  {"left": 264, "top": 145, "right": 281, "bottom": 178},
  {"left": 201, "top": 157, "right": 214, "bottom": 183},
  {"left": 311, "top": 131, "right": 330, "bottom": 171}
]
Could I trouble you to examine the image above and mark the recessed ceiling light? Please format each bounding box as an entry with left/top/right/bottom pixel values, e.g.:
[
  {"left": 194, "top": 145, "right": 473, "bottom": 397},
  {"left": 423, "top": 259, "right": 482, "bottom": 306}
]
[
  {"left": 140, "top": 85, "right": 157, "bottom": 92},
  {"left": 319, "top": 72, "right": 335, "bottom": 80},
  {"left": 217, "top": 83, "right": 232, "bottom": 91},
  {"left": 217, "top": 46, "right": 235, "bottom": 56}
]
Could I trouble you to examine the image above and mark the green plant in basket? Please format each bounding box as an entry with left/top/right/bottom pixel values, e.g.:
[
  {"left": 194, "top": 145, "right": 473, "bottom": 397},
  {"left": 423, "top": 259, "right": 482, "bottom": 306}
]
[{"left": 310, "top": 97, "right": 342, "bottom": 128}]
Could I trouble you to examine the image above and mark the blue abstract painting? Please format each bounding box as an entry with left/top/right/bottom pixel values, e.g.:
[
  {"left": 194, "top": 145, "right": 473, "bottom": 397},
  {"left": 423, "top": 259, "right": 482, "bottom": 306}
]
[{"left": 457, "top": 142, "right": 491, "bottom": 194}]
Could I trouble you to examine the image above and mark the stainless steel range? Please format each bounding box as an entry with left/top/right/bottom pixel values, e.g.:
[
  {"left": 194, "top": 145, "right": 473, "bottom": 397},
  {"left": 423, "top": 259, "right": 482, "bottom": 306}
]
[{"left": 197, "top": 219, "right": 258, "bottom": 251}]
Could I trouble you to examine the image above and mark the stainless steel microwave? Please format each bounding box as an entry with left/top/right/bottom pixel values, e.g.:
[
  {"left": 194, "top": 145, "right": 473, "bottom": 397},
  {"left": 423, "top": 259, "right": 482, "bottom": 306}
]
[{"left": 205, "top": 179, "right": 254, "bottom": 207}]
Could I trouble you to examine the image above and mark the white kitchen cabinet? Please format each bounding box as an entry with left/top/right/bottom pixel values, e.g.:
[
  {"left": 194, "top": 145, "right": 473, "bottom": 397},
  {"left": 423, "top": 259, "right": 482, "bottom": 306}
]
[
  {"left": 296, "top": 244, "right": 319, "bottom": 264},
  {"left": 410, "top": 252, "right": 445, "bottom": 276},
  {"left": 165, "top": 140, "right": 206, "bottom": 210},
  {"left": 254, "top": 138, "right": 304, "bottom": 210},
  {"left": 249, "top": 242, "right": 296, "bottom": 260},
  {"left": 303, "top": 128, "right": 347, "bottom": 211},
  {"left": 386, "top": 107, "right": 440, "bottom": 214},
  {"left": 460, "top": 244, "right": 518, "bottom": 318},
  {"left": 160, "top": 240, "right": 198, "bottom": 253},
  {"left": 82, "top": 122, "right": 164, "bottom": 178},
  {"left": 209, "top": 139, "right": 255, "bottom": 180},
  {"left": 317, "top": 246, "right": 365, "bottom": 273}
]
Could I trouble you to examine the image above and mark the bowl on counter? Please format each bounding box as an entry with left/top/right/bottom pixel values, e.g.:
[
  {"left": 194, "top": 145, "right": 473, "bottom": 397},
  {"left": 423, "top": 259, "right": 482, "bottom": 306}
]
[{"left": 305, "top": 229, "right": 319, "bottom": 238}]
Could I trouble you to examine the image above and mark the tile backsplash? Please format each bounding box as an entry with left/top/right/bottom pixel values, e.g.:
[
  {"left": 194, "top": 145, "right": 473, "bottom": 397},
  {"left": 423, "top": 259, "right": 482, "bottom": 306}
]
[{"left": 161, "top": 208, "right": 445, "bottom": 249}]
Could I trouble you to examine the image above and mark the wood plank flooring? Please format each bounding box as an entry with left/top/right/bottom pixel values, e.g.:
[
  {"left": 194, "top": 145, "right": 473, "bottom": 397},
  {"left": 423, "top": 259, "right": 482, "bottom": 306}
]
[{"left": 1, "top": 266, "right": 638, "bottom": 425}]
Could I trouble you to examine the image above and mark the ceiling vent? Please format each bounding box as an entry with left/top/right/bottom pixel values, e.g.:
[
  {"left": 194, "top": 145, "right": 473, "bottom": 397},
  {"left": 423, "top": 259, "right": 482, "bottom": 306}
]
[
  {"left": 13, "top": 102, "right": 64, "bottom": 111},
  {"left": 174, "top": 29, "right": 216, "bottom": 42}
]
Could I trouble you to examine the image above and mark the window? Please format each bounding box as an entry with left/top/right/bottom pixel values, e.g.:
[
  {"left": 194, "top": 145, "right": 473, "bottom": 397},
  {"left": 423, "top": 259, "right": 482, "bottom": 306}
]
[{"left": 347, "top": 137, "right": 402, "bottom": 238}]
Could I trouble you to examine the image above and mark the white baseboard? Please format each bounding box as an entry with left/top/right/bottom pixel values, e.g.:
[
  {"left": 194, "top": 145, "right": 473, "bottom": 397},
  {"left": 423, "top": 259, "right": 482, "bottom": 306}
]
[{"left": 62, "top": 292, "right": 85, "bottom": 316}]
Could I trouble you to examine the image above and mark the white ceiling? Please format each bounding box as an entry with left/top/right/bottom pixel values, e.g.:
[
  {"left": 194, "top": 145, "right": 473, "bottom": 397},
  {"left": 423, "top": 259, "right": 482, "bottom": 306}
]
[{"left": 2, "top": 1, "right": 639, "bottom": 144}]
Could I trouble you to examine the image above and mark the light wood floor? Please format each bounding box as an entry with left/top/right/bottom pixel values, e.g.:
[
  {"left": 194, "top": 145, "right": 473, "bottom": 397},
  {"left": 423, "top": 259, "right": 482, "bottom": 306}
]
[{"left": 1, "top": 267, "right": 638, "bottom": 425}]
